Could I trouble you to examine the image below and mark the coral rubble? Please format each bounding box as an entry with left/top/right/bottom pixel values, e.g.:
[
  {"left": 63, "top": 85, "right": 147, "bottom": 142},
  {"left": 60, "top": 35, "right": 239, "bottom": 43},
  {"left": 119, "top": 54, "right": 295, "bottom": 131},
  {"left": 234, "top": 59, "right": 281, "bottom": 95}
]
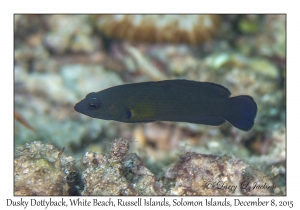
[
  {"left": 81, "top": 139, "right": 164, "bottom": 195},
  {"left": 15, "top": 139, "right": 281, "bottom": 196},
  {"left": 14, "top": 141, "right": 79, "bottom": 195},
  {"left": 165, "top": 153, "right": 274, "bottom": 195}
]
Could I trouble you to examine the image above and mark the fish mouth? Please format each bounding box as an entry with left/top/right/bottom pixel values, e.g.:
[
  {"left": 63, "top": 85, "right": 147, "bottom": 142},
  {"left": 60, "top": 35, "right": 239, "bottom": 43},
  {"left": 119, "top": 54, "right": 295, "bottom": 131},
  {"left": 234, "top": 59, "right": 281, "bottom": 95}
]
[
  {"left": 74, "top": 103, "right": 80, "bottom": 112},
  {"left": 74, "top": 103, "right": 79, "bottom": 112},
  {"left": 74, "top": 101, "right": 87, "bottom": 115}
]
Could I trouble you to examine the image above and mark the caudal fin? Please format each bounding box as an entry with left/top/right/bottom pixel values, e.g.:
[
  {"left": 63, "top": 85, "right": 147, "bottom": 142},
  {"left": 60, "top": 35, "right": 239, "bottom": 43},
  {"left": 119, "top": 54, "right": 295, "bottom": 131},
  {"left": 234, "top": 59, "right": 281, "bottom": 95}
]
[{"left": 222, "top": 96, "right": 257, "bottom": 131}]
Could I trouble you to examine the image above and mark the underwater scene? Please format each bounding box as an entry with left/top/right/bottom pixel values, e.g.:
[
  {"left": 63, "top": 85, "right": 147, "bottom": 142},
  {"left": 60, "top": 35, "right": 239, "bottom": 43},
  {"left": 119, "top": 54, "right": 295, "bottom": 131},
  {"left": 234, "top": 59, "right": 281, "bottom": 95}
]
[{"left": 14, "top": 15, "right": 286, "bottom": 195}]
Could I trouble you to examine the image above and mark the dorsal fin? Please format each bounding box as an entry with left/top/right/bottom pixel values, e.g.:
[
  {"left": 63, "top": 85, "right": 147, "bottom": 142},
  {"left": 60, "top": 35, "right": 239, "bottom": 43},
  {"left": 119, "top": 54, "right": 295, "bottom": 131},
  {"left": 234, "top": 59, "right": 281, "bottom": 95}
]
[
  {"left": 172, "top": 80, "right": 231, "bottom": 98},
  {"left": 201, "top": 82, "right": 231, "bottom": 98}
]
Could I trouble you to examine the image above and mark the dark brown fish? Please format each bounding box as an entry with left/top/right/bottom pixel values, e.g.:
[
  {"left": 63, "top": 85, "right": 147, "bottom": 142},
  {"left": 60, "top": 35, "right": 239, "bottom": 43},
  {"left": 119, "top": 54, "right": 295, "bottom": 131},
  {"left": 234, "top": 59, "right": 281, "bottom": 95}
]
[{"left": 74, "top": 80, "right": 257, "bottom": 131}]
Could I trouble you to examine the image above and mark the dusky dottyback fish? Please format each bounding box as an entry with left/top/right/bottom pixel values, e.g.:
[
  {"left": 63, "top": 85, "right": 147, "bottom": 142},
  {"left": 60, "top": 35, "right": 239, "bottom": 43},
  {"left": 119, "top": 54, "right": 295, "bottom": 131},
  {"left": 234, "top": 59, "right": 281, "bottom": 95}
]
[{"left": 74, "top": 80, "right": 257, "bottom": 131}]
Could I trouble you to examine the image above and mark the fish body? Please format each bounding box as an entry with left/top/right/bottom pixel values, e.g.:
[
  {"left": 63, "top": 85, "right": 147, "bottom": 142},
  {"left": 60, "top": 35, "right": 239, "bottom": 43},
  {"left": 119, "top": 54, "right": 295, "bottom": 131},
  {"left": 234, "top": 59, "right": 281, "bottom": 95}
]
[{"left": 74, "top": 80, "right": 257, "bottom": 131}]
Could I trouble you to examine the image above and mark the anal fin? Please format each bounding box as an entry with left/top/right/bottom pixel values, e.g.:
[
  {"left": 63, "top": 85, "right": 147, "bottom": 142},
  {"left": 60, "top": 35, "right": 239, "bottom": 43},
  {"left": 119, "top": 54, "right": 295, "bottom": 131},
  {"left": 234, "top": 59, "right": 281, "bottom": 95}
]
[{"left": 188, "top": 116, "right": 225, "bottom": 126}]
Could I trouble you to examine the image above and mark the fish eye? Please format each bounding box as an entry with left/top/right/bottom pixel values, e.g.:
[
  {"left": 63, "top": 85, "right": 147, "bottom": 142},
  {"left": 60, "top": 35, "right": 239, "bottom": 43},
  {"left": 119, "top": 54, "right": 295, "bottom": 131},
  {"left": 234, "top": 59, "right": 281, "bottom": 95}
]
[{"left": 87, "top": 98, "right": 101, "bottom": 110}]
